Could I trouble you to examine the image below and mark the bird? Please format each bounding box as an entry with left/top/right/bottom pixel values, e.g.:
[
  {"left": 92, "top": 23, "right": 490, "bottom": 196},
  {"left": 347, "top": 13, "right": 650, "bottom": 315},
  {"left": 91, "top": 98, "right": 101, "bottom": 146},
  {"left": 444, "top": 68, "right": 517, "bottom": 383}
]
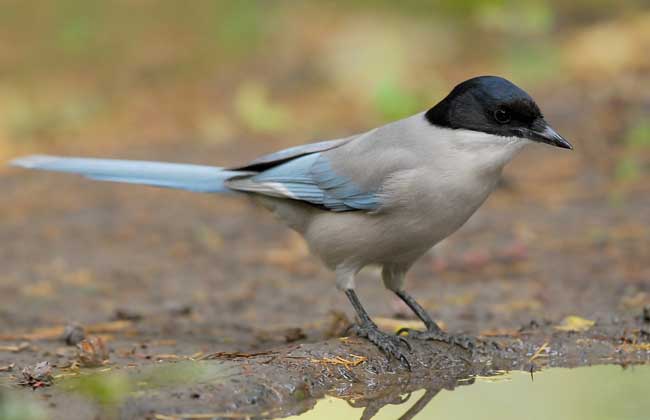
[{"left": 10, "top": 75, "right": 572, "bottom": 366}]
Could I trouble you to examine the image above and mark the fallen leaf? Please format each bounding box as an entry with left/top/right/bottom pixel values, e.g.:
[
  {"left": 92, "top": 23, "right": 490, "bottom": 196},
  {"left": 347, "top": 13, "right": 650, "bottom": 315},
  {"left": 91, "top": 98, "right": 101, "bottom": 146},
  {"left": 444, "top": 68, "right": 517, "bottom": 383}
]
[
  {"left": 554, "top": 316, "right": 595, "bottom": 332},
  {"left": 77, "top": 336, "right": 109, "bottom": 367},
  {"left": 86, "top": 320, "right": 134, "bottom": 334},
  {"left": 480, "top": 328, "right": 521, "bottom": 337},
  {"left": 0, "top": 320, "right": 133, "bottom": 341},
  {"left": 374, "top": 317, "right": 445, "bottom": 333},
  {"left": 17, "top": 361, "right": 53, "bottom": 389},
  {"left": 0, "top": 363, "right": 15, "bottom": 372},
  {"left": 0, "top": 326, "right": 64, "bottom": 341},
  {"left": 153, "top": 354, "right": 180, "bottom": 361},
  {"left": 0, "top": 342, "right": 30, "bottom": 353}
]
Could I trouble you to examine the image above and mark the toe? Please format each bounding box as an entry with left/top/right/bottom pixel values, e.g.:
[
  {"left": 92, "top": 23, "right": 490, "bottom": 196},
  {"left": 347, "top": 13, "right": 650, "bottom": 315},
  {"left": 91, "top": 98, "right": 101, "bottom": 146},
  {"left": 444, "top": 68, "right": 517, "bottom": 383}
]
[
  {"left": 353, "top": 325, "right": 413, "bottom": 369},
  {"left": 397, "top": 335, "right": 412, "bottom": 351}
]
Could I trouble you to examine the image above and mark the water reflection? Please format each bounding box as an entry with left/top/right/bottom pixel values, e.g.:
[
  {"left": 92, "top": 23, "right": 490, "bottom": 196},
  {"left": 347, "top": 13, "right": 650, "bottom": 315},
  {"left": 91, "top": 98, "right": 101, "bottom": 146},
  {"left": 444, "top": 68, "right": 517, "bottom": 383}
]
[
  {"left": 288, "top": 365, "right": 650, "bottom": 420},
  {"left": 329, "top": 372, "right": 477, "bottom": 420},
  {"left": 46, "top": 360, "right": 650, "bottom": 420},
  {"left": 353, "top": 388, "right": 443, "bottom": 420}
]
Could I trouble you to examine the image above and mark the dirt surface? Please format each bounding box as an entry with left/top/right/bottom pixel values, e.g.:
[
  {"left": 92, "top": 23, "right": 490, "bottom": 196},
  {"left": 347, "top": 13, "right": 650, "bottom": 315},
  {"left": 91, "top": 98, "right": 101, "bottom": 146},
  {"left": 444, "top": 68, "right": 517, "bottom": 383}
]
[{"left": 2, "top": 102, "right": 650, "bottom": 418}]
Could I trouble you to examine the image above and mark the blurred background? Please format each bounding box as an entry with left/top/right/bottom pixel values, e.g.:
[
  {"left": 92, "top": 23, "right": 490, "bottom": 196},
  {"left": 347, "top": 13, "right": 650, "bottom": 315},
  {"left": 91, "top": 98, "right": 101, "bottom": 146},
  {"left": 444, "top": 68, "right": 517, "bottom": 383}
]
[
  {"left": 1, "top": 0, "right": 650, "bottom": 343},
  {"left": 0, "top": 0, "right": 648, "bottom": 167}
]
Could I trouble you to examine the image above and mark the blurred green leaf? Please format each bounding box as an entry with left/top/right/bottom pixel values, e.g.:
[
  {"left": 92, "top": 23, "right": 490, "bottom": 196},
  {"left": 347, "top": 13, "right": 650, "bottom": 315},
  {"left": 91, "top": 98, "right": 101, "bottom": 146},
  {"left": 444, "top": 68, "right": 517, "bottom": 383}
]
[
  {"left": 57, "top": 361, "right": 233, "bottom": 409},
  {"left": 0, "top": 389, "right": 47, "bottom": 420},
  {"left": 234, "top": 82, "right": 290, "bottom": 134},
  {"left": 625, "top": 118, "right": 650, "bottom": 148},
  {"left": 475, "top": 1, "right": 554, "bottom": 34},
  {"left": 4, "top": 96, "right": 102, "bottom": 143},
  {"left": 373, "top": 79, "right": 422, "bottom": 121},
  {"left": 62, "top": 371, "right": 131, "bottom": 406},
  {"left": 504, "top": 42, "right": 559, "bottom": 84},
  {"left": 58, "top": 16, "right": 95, "bottom": 54},
  {"left": 210, "top": 2, "right": 270, "bottom": 55},
  {"left": 615, "top": 157, "right": 641, "bottom": 182},
  {"left": 55, "top": 0, "right": 103, "bottom": 55}
]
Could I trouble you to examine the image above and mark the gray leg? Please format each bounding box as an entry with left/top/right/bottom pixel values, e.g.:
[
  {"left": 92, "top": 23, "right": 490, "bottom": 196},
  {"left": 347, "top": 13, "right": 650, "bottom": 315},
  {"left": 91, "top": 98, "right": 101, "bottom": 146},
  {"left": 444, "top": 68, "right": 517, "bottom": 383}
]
[
  {"left": 395, "top": 289, "right": 443, "bottom": 333},
  {"left": 383, "top": 264, "right": 475, "bottom": 350},
  {"left": 382, "top": 264, "right": 441, "bottom": 331}
]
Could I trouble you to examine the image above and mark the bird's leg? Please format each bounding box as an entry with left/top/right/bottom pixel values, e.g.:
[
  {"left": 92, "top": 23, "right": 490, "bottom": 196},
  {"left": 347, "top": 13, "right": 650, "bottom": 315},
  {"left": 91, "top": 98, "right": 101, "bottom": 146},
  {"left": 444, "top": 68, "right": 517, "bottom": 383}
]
[
  {"left": 395, "top": 289, "right": 443, "bottom": 333},
  {"left": 394, "top": 289, "right": 475, "bottom": 350},
  {"left": 344, "top": 289, "right": 412, "bottom": 368}
]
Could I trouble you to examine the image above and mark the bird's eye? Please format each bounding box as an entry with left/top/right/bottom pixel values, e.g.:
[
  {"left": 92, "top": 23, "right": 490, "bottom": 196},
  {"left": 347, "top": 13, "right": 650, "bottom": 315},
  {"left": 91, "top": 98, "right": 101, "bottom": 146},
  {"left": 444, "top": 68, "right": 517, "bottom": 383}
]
[{"left": 493, "top": 108, "right": 511, "bottom": 124}]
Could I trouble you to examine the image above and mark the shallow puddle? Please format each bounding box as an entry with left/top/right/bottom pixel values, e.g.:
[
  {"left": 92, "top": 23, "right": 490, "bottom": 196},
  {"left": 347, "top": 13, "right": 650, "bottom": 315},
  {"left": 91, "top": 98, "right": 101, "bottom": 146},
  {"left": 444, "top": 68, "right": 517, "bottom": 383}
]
[
  {"left": 286, "top": 365, "right": 650, "bottom": 420},
  {"left": 6, "top": 361, "right": 650, "bottom": 419}
]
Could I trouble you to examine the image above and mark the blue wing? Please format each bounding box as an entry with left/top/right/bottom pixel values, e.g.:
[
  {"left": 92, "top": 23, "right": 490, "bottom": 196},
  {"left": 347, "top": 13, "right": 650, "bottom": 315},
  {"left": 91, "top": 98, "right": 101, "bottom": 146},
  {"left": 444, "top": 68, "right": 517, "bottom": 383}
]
[
  {"left": 230, "top": 138, "right": 351, "bottom": 171},
  {"left": 226, "top": 152, "right": 380, "bottom": 212}
]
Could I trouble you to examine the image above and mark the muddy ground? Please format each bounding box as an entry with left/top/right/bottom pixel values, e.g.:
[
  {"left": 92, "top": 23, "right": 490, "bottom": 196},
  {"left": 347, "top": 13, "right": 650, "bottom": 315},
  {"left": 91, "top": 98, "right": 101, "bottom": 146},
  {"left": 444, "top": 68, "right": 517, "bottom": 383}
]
[{"left": 1, "top": 95, "right": 650, "bottom": 418}]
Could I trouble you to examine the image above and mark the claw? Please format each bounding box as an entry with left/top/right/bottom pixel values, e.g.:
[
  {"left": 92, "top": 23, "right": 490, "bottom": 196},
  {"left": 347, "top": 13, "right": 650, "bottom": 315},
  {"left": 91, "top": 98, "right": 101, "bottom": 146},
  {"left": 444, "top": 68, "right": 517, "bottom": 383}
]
[
  {"left": 399, "top": 354, "right": 411, "bottom": 370},
  {"left": 397, "top": 335, "right": 412, "bottom": 351},
  {"left": 351, "top": 323, "right": 413, "bottom": 369}
]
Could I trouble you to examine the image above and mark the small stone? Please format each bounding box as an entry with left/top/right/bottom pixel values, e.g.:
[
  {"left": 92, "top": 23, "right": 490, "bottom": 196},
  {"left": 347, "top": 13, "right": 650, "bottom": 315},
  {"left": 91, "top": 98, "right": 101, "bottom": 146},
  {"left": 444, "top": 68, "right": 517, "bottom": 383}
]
[
  {"left": 284, "top": 328, "right": 306, "bottom": 343},
  {"left": 165, "top": 302, "right": 193, "bottom": 316},
  {"left": 62, "top": 323, "right": 85, "bottom": 346},
  {"left": 113, "top": 308, "right": 143, "bottom": 321}
]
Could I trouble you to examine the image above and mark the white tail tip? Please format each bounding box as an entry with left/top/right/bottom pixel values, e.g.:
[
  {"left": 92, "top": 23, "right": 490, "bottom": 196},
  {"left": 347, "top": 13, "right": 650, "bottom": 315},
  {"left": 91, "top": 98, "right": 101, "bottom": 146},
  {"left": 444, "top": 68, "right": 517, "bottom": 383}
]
[{"left": 9, "top": 155, "right": 60, "bottom": 169}]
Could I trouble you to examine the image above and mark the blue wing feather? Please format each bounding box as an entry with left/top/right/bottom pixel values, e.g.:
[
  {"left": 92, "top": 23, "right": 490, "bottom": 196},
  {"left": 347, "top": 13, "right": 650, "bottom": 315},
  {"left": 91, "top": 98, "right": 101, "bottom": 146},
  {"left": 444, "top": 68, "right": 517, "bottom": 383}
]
[
  {"left": 310, "top": 155, "right": 379, "bottom": 210},
  {"left": 227, "top": 153, "right": 380, "bottom": 212},
  {"left": 231, "top": 138, "right": 351, "bottom": 171}
]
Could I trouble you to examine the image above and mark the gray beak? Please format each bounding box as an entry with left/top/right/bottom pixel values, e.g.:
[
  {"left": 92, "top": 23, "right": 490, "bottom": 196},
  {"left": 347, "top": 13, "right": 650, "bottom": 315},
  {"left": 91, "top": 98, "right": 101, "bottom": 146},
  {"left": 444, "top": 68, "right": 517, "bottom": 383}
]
[{"left": 527, "top": 119, "right": 573, "bottom": 150}]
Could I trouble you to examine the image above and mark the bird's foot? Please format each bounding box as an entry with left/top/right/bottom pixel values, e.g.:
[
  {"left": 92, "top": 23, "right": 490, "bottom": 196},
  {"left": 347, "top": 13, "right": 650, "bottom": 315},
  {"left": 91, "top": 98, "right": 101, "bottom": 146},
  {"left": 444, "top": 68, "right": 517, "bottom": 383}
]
[
  {"left": 351, "top": 323, "right": 412, "bottom": 369},
  {"left": 397, "top": 327, "right": 476, "bottom": 351}
]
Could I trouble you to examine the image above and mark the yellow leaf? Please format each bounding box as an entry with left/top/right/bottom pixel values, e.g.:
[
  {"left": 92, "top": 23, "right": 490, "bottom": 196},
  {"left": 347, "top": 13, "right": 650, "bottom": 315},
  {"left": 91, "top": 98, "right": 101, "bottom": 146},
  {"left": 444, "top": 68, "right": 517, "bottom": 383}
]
[
  {"left": 554, "top": 316, "right": 595, "bottom": 332},
  {"left": 373, "top": 317, "right": 446, "bottom": 333}
]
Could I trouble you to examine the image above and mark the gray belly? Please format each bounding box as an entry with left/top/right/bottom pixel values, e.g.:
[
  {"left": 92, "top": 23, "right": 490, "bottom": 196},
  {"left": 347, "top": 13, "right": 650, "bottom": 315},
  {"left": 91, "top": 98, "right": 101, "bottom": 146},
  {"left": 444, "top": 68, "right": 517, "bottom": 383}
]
[
  {"left": 303, "top": 196, "right": 484, "bottom": 270},
  {"left": 267, "top": 169, "right": 501, "bottom": 271}
]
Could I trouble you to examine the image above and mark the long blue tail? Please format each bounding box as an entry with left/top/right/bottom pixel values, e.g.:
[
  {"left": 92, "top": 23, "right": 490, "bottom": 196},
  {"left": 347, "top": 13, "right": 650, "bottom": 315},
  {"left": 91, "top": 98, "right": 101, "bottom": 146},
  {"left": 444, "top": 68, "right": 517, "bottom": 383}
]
[{"left": 10, "top": 155, "right": 249, "bottom": 193}]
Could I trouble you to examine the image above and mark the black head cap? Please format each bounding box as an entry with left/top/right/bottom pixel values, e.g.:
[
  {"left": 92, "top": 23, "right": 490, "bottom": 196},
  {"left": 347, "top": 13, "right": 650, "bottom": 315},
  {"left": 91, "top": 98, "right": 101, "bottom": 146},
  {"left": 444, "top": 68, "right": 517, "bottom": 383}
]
[{"left": 426, "top": 76, "right": 572, "bottom": 149}]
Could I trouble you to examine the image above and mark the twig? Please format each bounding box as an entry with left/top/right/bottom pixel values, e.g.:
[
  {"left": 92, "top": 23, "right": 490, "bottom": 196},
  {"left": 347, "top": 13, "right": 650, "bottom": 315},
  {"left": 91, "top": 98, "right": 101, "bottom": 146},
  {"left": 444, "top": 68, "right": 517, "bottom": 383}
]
[{"left": 528, "top": 342, "right": 550, "bottom": 363}]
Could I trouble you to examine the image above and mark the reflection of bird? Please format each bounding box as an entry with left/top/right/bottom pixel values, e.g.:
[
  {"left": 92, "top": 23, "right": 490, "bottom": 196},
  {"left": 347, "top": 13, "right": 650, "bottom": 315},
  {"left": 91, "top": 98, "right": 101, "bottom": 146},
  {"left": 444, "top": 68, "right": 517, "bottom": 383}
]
[
  {"left": 11, "top": 76, "right": 572, "bottom": 366},
  {"left": 352, "top": 387, "right": 444, "bottom": 420}
]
